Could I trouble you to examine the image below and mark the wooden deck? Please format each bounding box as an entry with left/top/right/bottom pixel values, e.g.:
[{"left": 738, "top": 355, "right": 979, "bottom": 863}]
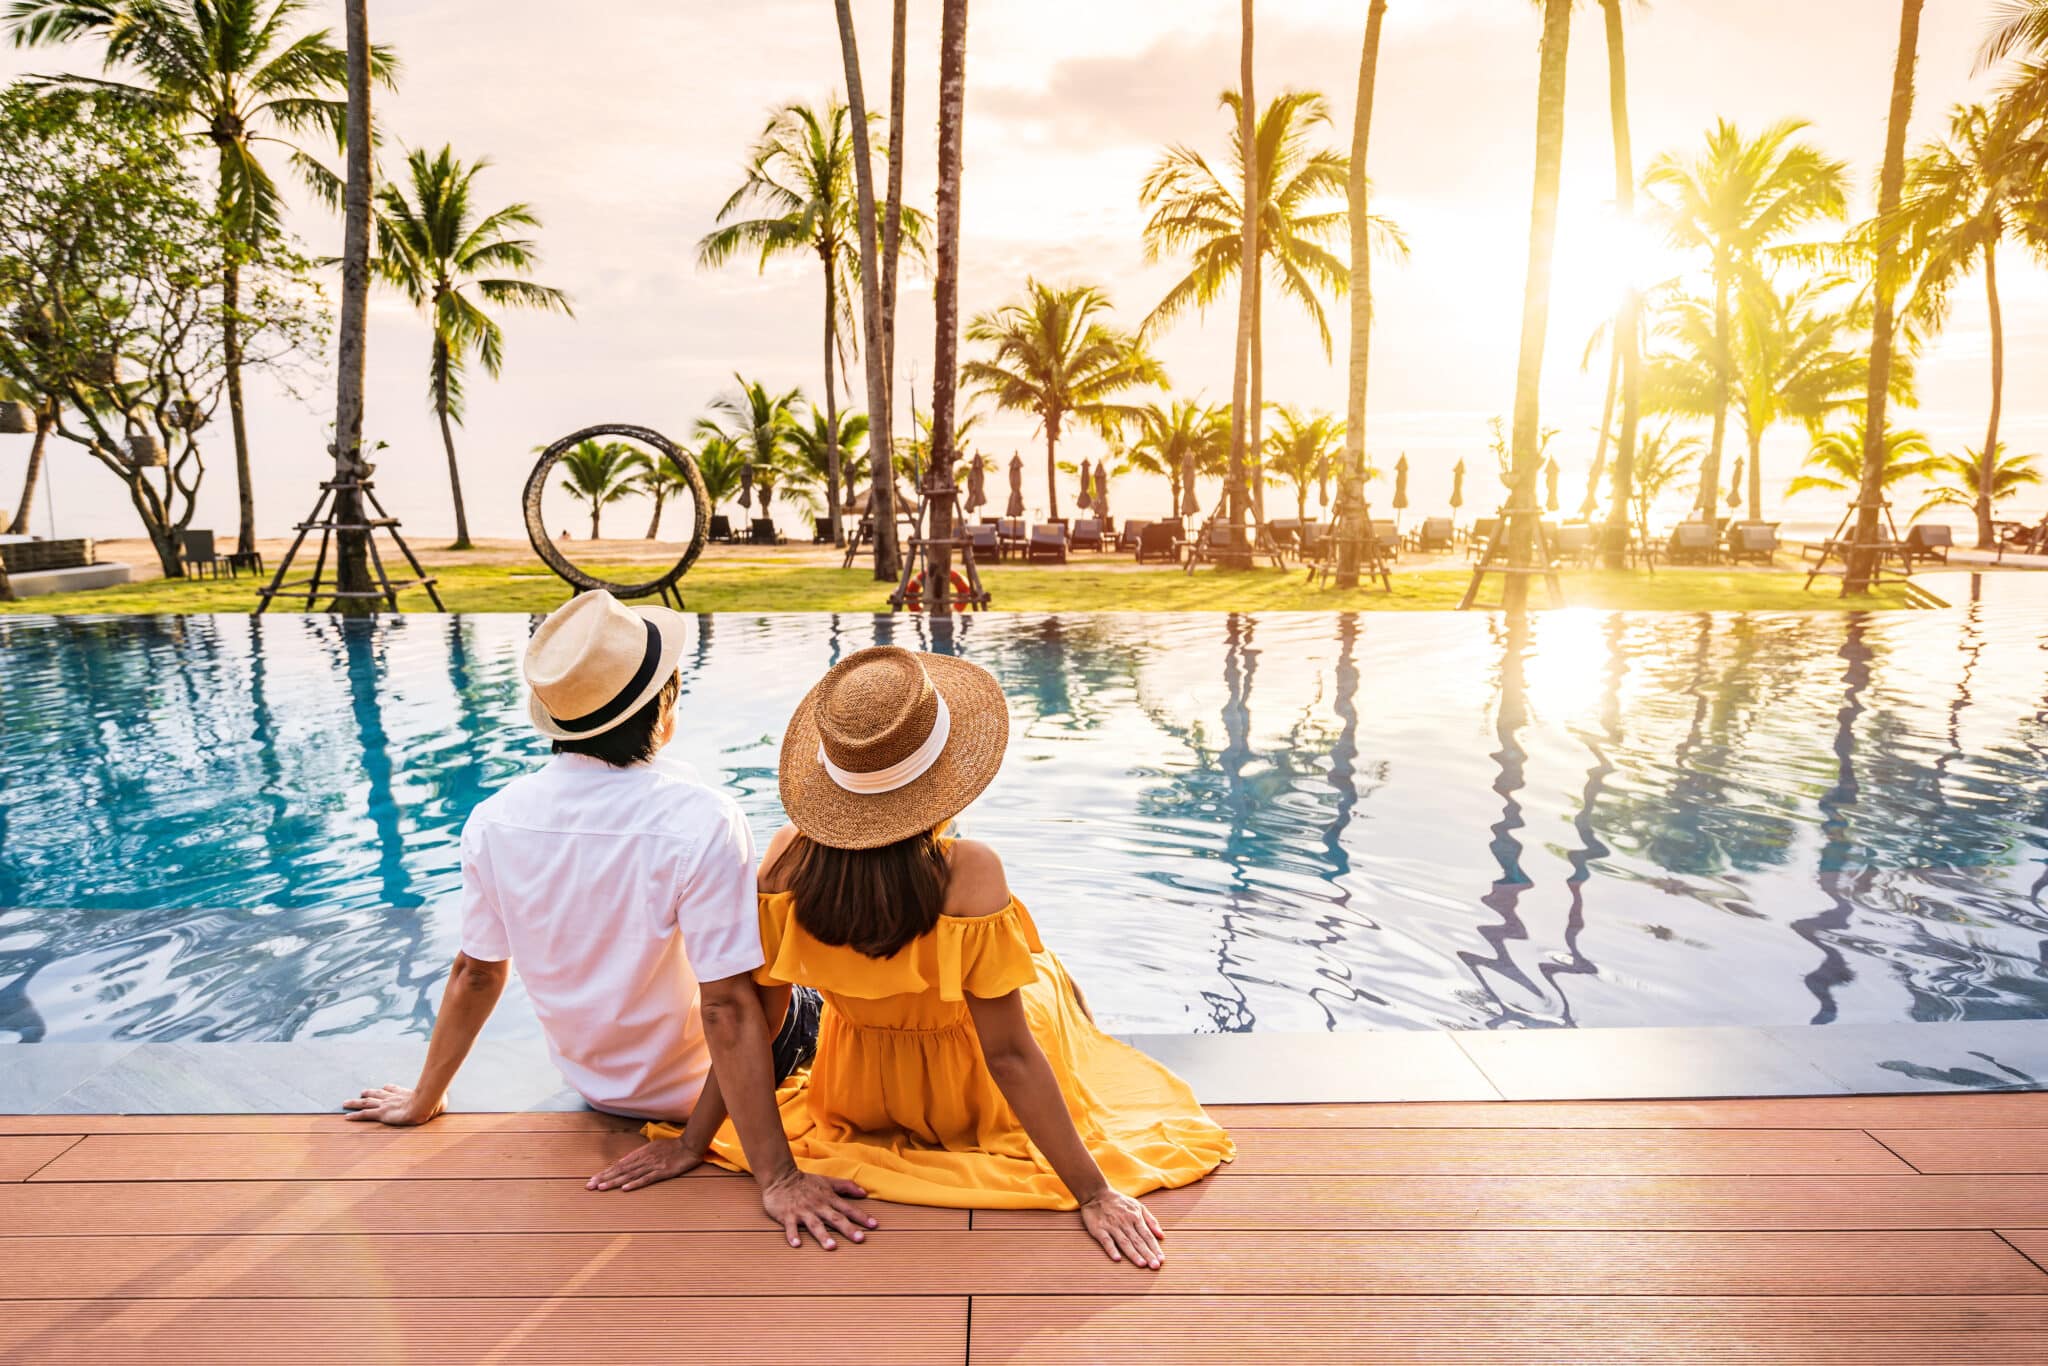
[{"left": 4, "top": 1093, "right": 2047, "bottom": 1362}]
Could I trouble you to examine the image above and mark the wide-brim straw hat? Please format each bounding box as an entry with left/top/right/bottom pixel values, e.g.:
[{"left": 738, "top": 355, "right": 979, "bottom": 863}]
[
  {"left": 525, "top": 591, "right": 690, "bottom": 741},
  {"left": 779, "top": 646, "right": 1009, "bottom": 849}
]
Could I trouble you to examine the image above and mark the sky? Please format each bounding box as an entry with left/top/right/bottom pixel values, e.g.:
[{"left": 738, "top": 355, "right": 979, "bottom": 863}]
[{"left": 3, "top": 0, "right": 2043, "bottom": 544}]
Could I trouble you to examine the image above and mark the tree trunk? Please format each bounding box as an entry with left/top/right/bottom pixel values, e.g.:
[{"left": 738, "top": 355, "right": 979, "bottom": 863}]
[
  {"left": 1335, "top": 0, "right": 1388, "bottom": 588},
  {"left": 1746, "top": 422, "right": 1764, "bottom": 523},
  {"left": 329, "top": 0, "right": 377, "bottom": 613},
  {"left": 1224, "top": 0, "right": 1258, "bottom": 566},
  {"left": 821, "top": 254, "right": 846, "bottom": 545},
  {"left": 1847, "top": 0, "right": 1923, "bottom": 593},
  {"left": 882, "top": 0, "right": 908, "bottom": 430},
  {"left": 8, "top": 409, "right": 51, "bottom": 536},
  {"left": 645, "top": 491, "right": 664, "bottom": 541},
  {"left": 1249, "top": 268, "right": 1266, "bottom": 522},
  {"left": 833, "top": 0, "right": 899, "bottom": 580},
  {"left": 1505, "top": 0, "right": 1572, "bottom": 610},
  {"left": 434, "top": 337, "right": 472, "bottom": 550},
  {"left": 1977, "top": 238, "right": 2003, "bottom": 548},
  {"left": 1584, "top": 338, "right": 1618, "bottom": 517},
  {"left": 222, "top": 256, "right": 258, "bottom": 557},
  {"left": 1044, "top": 420, "right": 1061, "bottom": 520},
  {"left": 1598, "top": 0, "right": 1641, "bottom": 569},
  {"left": 926, "top": 0, "right": 968, "bottom": 617}
]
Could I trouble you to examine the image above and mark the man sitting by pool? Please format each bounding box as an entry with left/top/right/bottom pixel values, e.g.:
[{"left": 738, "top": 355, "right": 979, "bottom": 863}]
[{"left": 342, "top": 591, "right": 876, "bottom": 1251}]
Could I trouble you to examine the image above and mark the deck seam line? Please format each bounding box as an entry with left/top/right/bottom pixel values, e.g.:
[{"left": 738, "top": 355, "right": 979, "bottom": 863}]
[
  {"left": 5, "top": 1290, "right": 2048, "bottom": 1303},
  {"left": 1994, "top": 1231, "right": 2048, "bottom": 1281},
  {"left": 1863, "top": 1129, "right": 1927, "bottom": 1174},
  {"left": 14, "top": 1136, "right": 84, "bottom": 1183}
]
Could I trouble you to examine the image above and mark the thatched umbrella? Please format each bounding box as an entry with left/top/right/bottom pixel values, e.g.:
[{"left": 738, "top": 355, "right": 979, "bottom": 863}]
[
  {"left": 1077, "top": 458, "right": 1093, "bottom": 512},
  {"left": 1450, "top": 459, "right": 1466, "bottom": 511},
  {"left": 1392, "top": 454, "right": 1410, "bottom": 513},
  {"left": 1006, "top": 453, "right": 1025, "bottom": 517},
  {"left": 1179, "top": 449, "right": 1200, "bottom": 517},
  {"left": 1543, "top": 457, "right": 1560, "bottom": 513},
  {"left": 966, "top": 453, "right": 986, "bottom": 512},
  {"left": 1093, "top": 463, "right": 1111, "bottom": 520}
]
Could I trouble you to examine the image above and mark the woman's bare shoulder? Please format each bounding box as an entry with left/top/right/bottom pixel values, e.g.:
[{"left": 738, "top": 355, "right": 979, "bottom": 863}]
[
  {"left": 941, "top": 838, "right": 1013, "bottom": 919},
  {"left": 757, "top": 824, "right": 801, "bottom": 894}
]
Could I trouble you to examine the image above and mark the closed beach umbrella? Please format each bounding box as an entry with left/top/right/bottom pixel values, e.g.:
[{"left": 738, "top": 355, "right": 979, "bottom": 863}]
[
  {"left": 1077, "top": 458, "right": 1093, "bottom": 512},
  {"left": 1393, "top": 454, "right": 1410, "bottom": 512},
  {"left": 1726, "top": 457, "right": 1743, "bottom": 509},
  {"left": 1543, "top": 457, "right": 1559, "bottom": 512},
  {"left": 739, "top": 462, "right": 753, "bottom": 511},
  {"left": 1180, "top": 449, "right": 1200, "bottom": 516},
  {"left": 966, "top": 453, "right": 986, "bottom": 511},
  {"left": 1450, "top": 459, "right": 1466, "bottom": 511},
  {"left": 1093, "top": 463, "right": 1111, "bottom": 519},
  {"left": 1006, "top": 453, "right": 1025, "bottom": 517}
]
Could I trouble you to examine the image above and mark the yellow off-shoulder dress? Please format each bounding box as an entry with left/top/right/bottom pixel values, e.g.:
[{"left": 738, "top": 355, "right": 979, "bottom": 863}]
[{"left": 671, "top": 891, "right": 1234, "bottom": 1209}]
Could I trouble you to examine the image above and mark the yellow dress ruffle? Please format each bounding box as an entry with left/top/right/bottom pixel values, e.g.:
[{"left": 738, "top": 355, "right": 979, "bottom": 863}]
[{"left": 648, "top": 891, "right": 1234, "bottom": 1209}]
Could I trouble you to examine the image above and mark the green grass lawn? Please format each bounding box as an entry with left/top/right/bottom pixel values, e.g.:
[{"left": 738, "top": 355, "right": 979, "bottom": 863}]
[{"left": 1, "top": 555, "right": 1932, "bottom": 615}]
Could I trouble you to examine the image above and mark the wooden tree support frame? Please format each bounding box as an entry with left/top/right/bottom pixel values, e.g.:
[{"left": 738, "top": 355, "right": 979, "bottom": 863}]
[
  {"left": 890, "top": 475, "right": 991, "bottom": 613},
  {"left": 1306, "top": 497, "right": 1393, "bottom": 592},
  {"left": 1801, "top": 499, "right": 1914, "bottom": 598},
  {"left": 1459, "top": 506, "right": 1565, "bottom": 610},
  {"left": 1184, "top": 476, "right": 1287, "bottom": 574},
  {"left": 255, "top": 476, "right": 445, "bottom": 615}
]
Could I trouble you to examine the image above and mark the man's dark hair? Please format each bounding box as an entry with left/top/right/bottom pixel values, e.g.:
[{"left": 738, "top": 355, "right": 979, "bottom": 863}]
[{"left": 551, "top": 671, "right": 681, "bottom": 767}]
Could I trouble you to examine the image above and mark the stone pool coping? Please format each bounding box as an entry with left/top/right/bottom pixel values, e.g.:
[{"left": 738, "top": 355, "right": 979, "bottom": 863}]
[{"left": 2, "top": 1018, "right": 2042, "bottom": 1114}]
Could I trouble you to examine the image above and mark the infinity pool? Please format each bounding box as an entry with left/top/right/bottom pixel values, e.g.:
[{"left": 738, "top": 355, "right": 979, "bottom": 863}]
[{"left": 4, "top": 588, "right": 2046, "bottom": 1042}]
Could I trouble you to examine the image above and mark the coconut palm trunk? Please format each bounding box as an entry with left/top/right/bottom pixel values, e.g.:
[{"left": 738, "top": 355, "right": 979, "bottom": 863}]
[
  {"left": 926, "top": 0, "right": 968, "bottom": 616},
  {"left": 832, "top": 0, "right": 899, "bottom": 579},
  {"left": 1249, "top": 270, "right": 1266, "bottom": 520},
  {"left": 882, "top": 0, "right": 908, "bottom": 419},
  {"left": 1848, "top": 0, "right": 1924, "bottom": 593},
  {"left": 1977, "top": 240, "right": 2003, "bottom": 547},
  {"left": 1224, "top": 0, "right": 1258, "bottom": 564},
  {"left": 1336, "top": 0, "right": 1389, "bottom": 588},
  {"left": 1506, "top": 0, "right": 1572, "bottom": 609},
  {"left": 1599, "top": 0, "right": 1642, "bottom": 567},
  {"left": 8, "top": 408, "right": 52, "bottom": 536},
  {"left": 329, "top": 0, "right": 376, "bottom": 613},
  {"left": 221, "top": 254, "right": 258, "bottom": 556},
  {"left": 820, "top": 257, "right": 845, "bottom": 544},
  {"left": 1044, "top": 417, "right": 1061, "bottom": 518},
  {"left": 1697, "top": 272, "right": 1731, "bottom": 519},
  {"left": 1746, "top": 422, "right": 1765, "bottom": 522},
  {"left": 431, "top": 334, "right": 472, "bottom": 548}
]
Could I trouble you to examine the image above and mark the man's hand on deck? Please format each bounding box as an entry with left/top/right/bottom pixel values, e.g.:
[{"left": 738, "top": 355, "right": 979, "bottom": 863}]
[
  {"left": 588, "top": 1137, "right": 706, "bottom": 1192},
  {"left": 762, "top": 1168, "right": 874, "bottom": 1250},
  {"left": 342, "top": 1084, "right": 445, "bottom": 1126}
]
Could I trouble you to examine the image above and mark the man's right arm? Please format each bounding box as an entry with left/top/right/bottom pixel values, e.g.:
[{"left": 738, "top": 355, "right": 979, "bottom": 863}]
[
  {"left": 344, "top": 952, "right": 507, "bottom": 1125},
  {"left": 697, "top": 971, "right": 875, "bottom": 1250}
]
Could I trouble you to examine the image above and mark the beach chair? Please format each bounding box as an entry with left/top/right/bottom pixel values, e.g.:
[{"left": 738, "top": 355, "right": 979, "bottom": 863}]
[
  {"left": 1267, "top": 519, "right": 1302, "bottom": 553},
  {"left": 1466, "top": 517, "right": 1500, "bottom": 560},
  {"left": 1026, "top": 522, "right": 1068, "bottom": 564},
  {"left": 1296, "top": 521, "right": 1327, "bottom": 558},
  {"left": 1070, "top": 518, "right": 1104, "bottom": 552},
  {"left": 1725, "top": 522, "right": 1780, "bottom": 565},
  {"left": 812, "top": 516, "right": 836, "bottom": 545},
  {"left": 1668, "top": 522, "right": 1718, "bottom": 565},
  {"left": 1411, "top": 517, "right": 1455, "bottom": 553},
  {"left": 967, "top": 522, "right": 1002, "bottom": 562},
  {"left": 1115, "top": 520, "right": 1149, "bottom": 554},
  {"left": 1135, "top": 520, "right": 1184, "bottom": 564},
  {"left": 709, "top": 514, "right": 735, "bottom": 544},
  {"left": 1904, "top": 523, "right": 1952, "bottom": 564},
  {"left": 179, "top": 528, "right": 230, "bottom": 580},
  {"left": 749, "top": 517, "right": 785, "bottom": 546},
  {"left": 1368, "top": 519, "right": 1401, "bottom": 562},
  {"left": 1554, "top": 523, "right": 1597, "bottom": 566},
  {"left": 997, "top": 518, "right": 1027, "bottom": 554}
]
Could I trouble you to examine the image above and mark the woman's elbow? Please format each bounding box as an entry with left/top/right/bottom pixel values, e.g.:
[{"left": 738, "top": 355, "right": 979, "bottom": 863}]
[{"left": 980, "top": 1039, "right": 1037, "bottom": 1087}]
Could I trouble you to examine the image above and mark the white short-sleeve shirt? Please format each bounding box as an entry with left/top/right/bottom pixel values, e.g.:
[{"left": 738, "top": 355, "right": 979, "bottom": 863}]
[{"left": 459, "top": 750, "right": 761, "bottom": 1120}]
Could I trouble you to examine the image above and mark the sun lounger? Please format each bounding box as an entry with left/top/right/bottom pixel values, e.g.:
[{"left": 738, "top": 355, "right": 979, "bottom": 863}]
[
  {"left": 1026, "top": 522, "right": 1068, "bottom": 564},
  {"left": 812, "top": 516, "right": 836, "bottom": 544},
  {"left": 997, "top": 518, "right": 1027, "bottom": 552},
  {"left": 1368, "top": 519, "right": 1400, "bottom": 561},
  {"left": 1667, "top": 522, "right": 1718, "bottom": 565},
  {"left": 1554, "top": 523, "right": 1597, "bottom": 566},
  {"left": 1725, "top": 522, "right": 1780, "bottom": 565},
  {"left": 749, "top": 517, "right": 785, "bottom": 546},
  {"left": 1135, "top": 520, "right": 1183, "bottom": 564},
  {"left": 1466, "top": 517, "right": 1499, "bottom": 560},
  {"left": 967, "top": 522, "right": 1001, "bottom": 561},
  {"left": 1070, "top": 518, "right": 1104, "bottom": 552},
  {"left": 1115, "top": 519, "right": 1149, "bottom": 553},
  {"left": 709, "top": 514, "right": 735, "bottom": 544},
  {"left": 1904, "top": 523, "right": 1952, "bottom": 564},
  {"left": 1411, "top": 517, "right": 1455, "bottom": 553}
]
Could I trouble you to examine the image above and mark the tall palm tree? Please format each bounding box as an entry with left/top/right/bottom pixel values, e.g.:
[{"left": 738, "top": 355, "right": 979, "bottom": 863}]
[
  {"left": 1726, "top": 276, "right": 1871, "bottom": 520},
  {"left": 1265, "top": 406, "right": 1351, "bottom": 523},
  {"left": 556, "top": 438, "right": 640, "bottom": 541},
  {"left": 374, "top": 146, "right": 570, "bottom": 549},
  {"left": 1124, "top": 398, "right": 1228, "bottom": 513},
  {"left": 1597, "top": 0, "right": 1645, "bottom": 567},
  {"left": 961, "top": 280, "right": 1165, "bottom": 519},
  {"left": 1502, "top": 0, "right": 1573, "bottom": 608},
  {"left": 1914, "top": 443, "right": 2042, "bottom": 525},
  {"left": 1139, "top": 89, "right": 1406, "bottom": 517},
  {"left": 1848, "top": 0, "right": 1926, "bottom": 593},
  {"left": 1893, "top": 100, "right": 2045, "bottom": 546},
  {"left": 636, "top": 449, "right": 696, "bottom": 540},
  {"left": 328, "top": 0, "right": 374, "bottom": 610},
  {"left": 5, "top": 0, "right": 397, "bottom": 558},
  {"left": 1643, "top": 119, "right": 1848, "bottom": 520},
  {"left": 925, "top": 0, "right": 970, "bottom": 615},
  {"left": 2, "top": 381, "right": 52, "bottom": 536},
  {"left": 1788, "top": 420, "right": 1937, "bottom": 502},
  {"left": 699, "top": 99, "right": 925, "bottom": 547},
  {"left": 1336, "top": 0, "right": 1389, "bottom": 587},
  {"left": 1226, "top": 0, "right": 1256, "bottom": 549}
]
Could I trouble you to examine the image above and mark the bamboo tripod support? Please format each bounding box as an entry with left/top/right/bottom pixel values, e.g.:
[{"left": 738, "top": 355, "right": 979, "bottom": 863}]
[{"left": 256, "top": 476, "right": 444, "bottom": 615}]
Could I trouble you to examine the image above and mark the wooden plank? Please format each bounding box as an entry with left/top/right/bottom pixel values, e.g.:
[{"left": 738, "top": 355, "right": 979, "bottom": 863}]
[
  {"left": 0, "top": 1174, "right": 960, "bottom": 1236},
  {"left": 976, "top": 1173, "right": 2048, "bottom": 1232},
  {"left": 1217, "top": 1128, "right": 1908, "bottom": 1176},
  {"left": 1205, "top": 1092, "right": 2048, "bottom": 1130},
  {"left": 969, "top": 1295, "right": 2048, "bottom": 1365},
  {"left": 31, "top": 1130, "right": 651, "bottom": 1182},
  {"left": 0, "top": 1112, "right": 636, "bottom": 1137},
  {"left": 1872, "top": 1129, "right": 2048, "bottom": 1174},
  {"left": 0, "top": 1230, "right": 2037, "bottom": 1299},
  {"left": 0, "top": 1137, "right": 78, "bottom": 1181},
  {"left": 0, "top": 1296, "right": 968, "bottom": 1365},
  {"left": 2001, "top": 1229, "right": 2048, "bottom": 1267}
]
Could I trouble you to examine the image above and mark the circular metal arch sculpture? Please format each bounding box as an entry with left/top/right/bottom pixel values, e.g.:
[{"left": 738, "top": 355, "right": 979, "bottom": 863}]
[{"left": 524, "top": 424, "right": 709, "bottom": 609}]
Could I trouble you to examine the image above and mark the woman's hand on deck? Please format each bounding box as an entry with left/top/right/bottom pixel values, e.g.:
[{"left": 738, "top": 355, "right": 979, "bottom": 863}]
[
  {"left": 761, "top": 1169, "right": 875, "bottom": 1250},
  {"left": 341, "top": 1084, "right": 444, "bottom": 1127},
  {"left": 1079, "top": 1189, "right": 1165, "bottom": 1269},
  {"left": 587, "top": 1137, "right": 705, "bottom": 1192}
]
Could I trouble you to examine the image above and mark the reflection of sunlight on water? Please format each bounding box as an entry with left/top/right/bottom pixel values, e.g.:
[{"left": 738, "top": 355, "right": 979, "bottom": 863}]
[{"left": 3, "top": 597, "right": 2048, "bottom": 1043}]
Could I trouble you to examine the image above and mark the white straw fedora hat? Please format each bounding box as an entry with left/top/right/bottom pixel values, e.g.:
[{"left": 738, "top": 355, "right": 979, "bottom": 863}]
[
  {"left": 525, "top": 591, "right": 690, "bottom": 742},
  {"left": 779, "top": 646, "right": 1010, "bottom": 849}
]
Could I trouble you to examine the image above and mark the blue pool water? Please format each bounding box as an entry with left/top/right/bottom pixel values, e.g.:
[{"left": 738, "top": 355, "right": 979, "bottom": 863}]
[{"left": 3, "top": 581, "right": 2047, "bottom": 1043}]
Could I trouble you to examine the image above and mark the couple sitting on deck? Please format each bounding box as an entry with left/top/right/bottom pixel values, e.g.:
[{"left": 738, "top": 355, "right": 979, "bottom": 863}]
[{"left": 343, "top": 591, "right": 1233, "bottom": 1265}]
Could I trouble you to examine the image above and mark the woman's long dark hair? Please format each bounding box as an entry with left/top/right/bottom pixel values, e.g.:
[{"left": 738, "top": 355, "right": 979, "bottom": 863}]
[{"left": 771, "top": 828, "right": 950, "bottom": 959}]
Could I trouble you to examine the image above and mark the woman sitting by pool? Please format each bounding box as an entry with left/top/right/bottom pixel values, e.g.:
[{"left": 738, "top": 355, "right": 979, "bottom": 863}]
[{"left": 597, "top": 645, "right": 1234, "bottom": 1267}]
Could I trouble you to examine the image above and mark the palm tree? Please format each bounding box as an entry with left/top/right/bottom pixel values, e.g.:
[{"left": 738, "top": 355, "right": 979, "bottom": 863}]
[
  {"left": 1788, "top": 420, "right": 1937, "bottom": 502},
  {"left": 373, "top": 146, "right": 570, "bottom": 549},
  {"left": 924, "top": 0, "right": 970, "bottom": 615},
  {"left": 1892, "top": 100, "right": 2045, "bottom": 546},
  {"left": 1643, "top": 119, "right": 1848, "bottom": 519},
  {"left": 328, "top": 0, "right": 374, "bottom": 610},
  {"left": 1265, "top": 406, "right": 1351, "bottom": 523},
  {"left": 699, "top": 99, "right": 925, "bottom": 547},
  {"left": 1848, "top": 0, "right": 1927, "bottom": 592},
  {"left": 556, "top": 439, "right": 641, "bottom": 541},
  {"left": 6, "top": 0, "right": 397, "bottom": 558},
  {"left": 1125, "top": 398, "right": 1228, "bottom": 513},
  {"left": 691, "top": 433, "right": 747, "bottom": 524},
  {"left": 636, "top": 450, "right": 695, "bottom": 541},
  {"left": 2, "top": 381, "right": 51, "bottom": 536},
  {"left": 1913, "top": 443, "right": 2043, "bottom": 525},
  {"left": 791, "top": 408, "right": 870, "bottom": 512},
  {"left": 1597, "top": 0, "right": 1646, "bottom": 567},
  {"left": 1629, "top": 419, "right": 1704, "bottom": 534},
  {"left": 1502, "top": 0, "right": 1573, "bottom": 607},
  {"left": 1979, "top": 2, "right": 2048, "bottom": 104},
  {"left": 705, "top": 375, "right": 805, "bottom": 521},
  {"left": 961, "top": 280, "right": 1165, "bottom": 519},
  {"left": 1139, "top": 89, "right": 1406, "bottom": 518},
  {"left": 1336, "top": 0, "right": 1389, "bottom": 587},
  {"left": 1726, "top": 276, "right": 1871, "bottom": 520}
]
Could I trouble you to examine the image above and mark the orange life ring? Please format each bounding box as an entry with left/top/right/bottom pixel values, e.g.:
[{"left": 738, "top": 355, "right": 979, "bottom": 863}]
[{"left": 904, "top": 569, "right": 972, "bottom": 607}]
